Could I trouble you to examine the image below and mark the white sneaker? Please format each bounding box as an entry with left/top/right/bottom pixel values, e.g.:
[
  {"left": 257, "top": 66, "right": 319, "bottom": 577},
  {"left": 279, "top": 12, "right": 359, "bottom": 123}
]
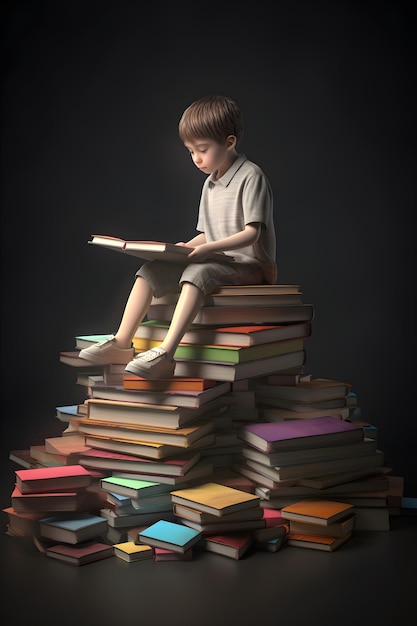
[
  {"left": 125, "top": 347, "right": 175, "bottom": 379},
  {"left": 78, "top": 336, "right": 134, "bottom": 365}
]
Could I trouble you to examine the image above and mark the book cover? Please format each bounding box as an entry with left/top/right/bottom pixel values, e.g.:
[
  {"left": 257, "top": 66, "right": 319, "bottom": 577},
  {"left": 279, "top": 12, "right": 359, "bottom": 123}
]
[
  {"left": 100, "top": 476, "right": 172, "bottom": 499},
  {"left": 280, "top": 500, "right": 355, "bottom": 526},
  {"left": 289, "top": 515, "right": 355, "bottom": 538},
  {"left": 113, "top": 541, "right": 153, "bottom": 562},
  {"left": 77, "top": 448, "right": 201, "bottom": 476},
  {"left": 174, "top": 338, "right": 305, "bottom": 364},
  {"left": 153, "top": 547, "right": 193, "bottom": 561},
  {"left": 123, "top": 376, "right": 218, "bottom": 392},
  {"left": 88, "top": 235, "right": 231, "bottom": 263},
  {"left": 137, "top": 519, "right": 202, "bottom": 554},
  {"left": 240, "top": 437, "right": 377, "bottom": 467},
  {"left": 287, "top": 531, "right": 353, "bottom": 552},
  {"left": 91, "top": 380, "right": 231, "bottom": 409},
  {"left": 202, "top": 532, "right": 253, "bottom": 559},
  {"left": 148, "top": 303, "right": 315, "bottom": 325},
  {"left": 256, "top": 377, "right": 352, "bottom": 403},
  {"left": 134, "top": 320, "right": 311, "bottom": 348},
  {"left": 72, "top": 417, "right": 215, "bottom": 448},
  {"left": 244, "top": 450, "right": 385, "bottom": 481},
  {"left": 15, "top": 465, "right": 93, "bottom": 493},
  {"left": 238, "top": 416, "right": 364, "bottom": 453},
  {"left": 170, "top": 482, "right": 260, "bottom": 517},
  {"left": 45, "top": 541, "right": 115, "bottom": 565},
  {"left": 86, "top": 396, "right": 229, "bottom": 428},
  {"left": 39, "top": 513, "right": 108, "bottom": 544},
  {"left": 174, "top": 350, "right": 306, "bottom": 382}
]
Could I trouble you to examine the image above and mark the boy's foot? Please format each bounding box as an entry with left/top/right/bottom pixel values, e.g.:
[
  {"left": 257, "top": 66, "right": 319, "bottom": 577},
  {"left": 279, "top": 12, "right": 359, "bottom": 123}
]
[
  {"left": 78, "top": 336, "right": 134, "bottom": 365},
  {"left": 125, "top": 347, "right": 175, "bottom": 379}
]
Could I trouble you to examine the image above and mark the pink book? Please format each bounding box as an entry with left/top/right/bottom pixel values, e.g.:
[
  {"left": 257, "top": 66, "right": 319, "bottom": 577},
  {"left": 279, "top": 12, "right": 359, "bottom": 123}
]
[{"left": 15, "top": 465, "right": 93, "bottom": 493}]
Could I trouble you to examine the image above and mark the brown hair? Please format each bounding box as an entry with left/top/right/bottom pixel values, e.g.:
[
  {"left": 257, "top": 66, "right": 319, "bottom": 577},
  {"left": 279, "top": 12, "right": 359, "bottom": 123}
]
[{"left": 179, "top": 95, "right": 243, "bottom": 144}]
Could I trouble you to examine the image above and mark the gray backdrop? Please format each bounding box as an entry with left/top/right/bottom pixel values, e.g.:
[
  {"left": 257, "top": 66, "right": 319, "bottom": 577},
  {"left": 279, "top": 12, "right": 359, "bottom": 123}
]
[{"left": 2, "top": 1, "right": 415, "bottom": 496}]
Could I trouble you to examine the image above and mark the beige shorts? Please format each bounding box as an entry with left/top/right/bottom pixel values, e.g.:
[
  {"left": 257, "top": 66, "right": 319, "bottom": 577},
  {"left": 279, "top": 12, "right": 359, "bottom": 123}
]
[{"left": 136, "top": 259, "right": 265, "bottom": 298}]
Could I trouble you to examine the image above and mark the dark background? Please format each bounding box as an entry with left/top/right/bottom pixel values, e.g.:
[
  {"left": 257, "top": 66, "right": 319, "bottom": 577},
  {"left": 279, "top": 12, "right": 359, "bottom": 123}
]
[{"left": 1, "top": 0, "right": 416, "bottom": 499}]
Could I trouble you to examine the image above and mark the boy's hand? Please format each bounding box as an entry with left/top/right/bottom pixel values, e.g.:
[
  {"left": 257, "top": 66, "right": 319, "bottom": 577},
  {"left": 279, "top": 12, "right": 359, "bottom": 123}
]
[{"left": 186, "top": 243, "right": 217, "bottom": 261}]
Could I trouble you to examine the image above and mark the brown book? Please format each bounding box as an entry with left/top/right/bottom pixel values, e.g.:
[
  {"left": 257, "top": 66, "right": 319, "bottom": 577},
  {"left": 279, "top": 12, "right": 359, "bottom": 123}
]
[
  {"left": 287, "top": 531, "right": 353, "bottom": 552},
  {"left": 280, "top": 500, "right": 355, "bottom": 526},
  {"left": 202, "top": 532, "right": 253, "bottom": 559},
  {"left": 289, "top": 514, "right": 355, "bottom": 538},
  {"left": 148, "top": 303, "right": 314, "bottom": 325}
]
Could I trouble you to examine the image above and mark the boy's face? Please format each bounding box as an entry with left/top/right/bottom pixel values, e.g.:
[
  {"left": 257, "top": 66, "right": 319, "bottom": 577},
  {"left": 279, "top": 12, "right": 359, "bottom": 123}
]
[{"left": 184, "top": 136, "right": 237, "bottom": 179}]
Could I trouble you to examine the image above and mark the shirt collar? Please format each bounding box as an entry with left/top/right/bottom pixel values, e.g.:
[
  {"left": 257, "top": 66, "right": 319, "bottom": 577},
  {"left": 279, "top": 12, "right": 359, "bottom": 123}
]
[{"left": 209, "top": 154, "right": 247, "bottom": 188}]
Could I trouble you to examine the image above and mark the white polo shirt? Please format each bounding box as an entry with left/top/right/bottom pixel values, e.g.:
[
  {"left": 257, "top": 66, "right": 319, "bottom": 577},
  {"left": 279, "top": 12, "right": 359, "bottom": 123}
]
[{"left": 196, "top": 154, "right": 277, "bottom": 283}]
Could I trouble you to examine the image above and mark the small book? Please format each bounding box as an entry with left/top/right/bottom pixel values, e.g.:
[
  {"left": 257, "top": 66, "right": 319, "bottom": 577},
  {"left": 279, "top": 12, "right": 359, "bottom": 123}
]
[
  {"left": 123, "top": 376, "right": 217, "bottom": 392},
  {"left": 137, "top": 519, "right": 201, "bottom": 554},
  {"left": 280, "top": 500, "right": 355, "bottom": 526},
  {"left": 153, "top": 547, "right": 193, "bottom": 561},
  {"left": 170, "top": 482, "right": 260, "bottom": 517},
  {"left": 88, "top": 235, "right": 233, "bottom": 263},
  {"left": 287, "top": 531, "right": 353, "bottom": 552},
  {"left": 289, "top": 515, "right": 355, "bottom": 538},
  {"left": 15, "top": 465, "right": 93, "bottom": 494},
  {"left": 100, "top": 476, "right": 172, "bottom": 499},
  {"left": 45, "top": 541, "right": 114, "bottom": 565},
  {"left": 39, "top": 513, "right": 108, "bottom": 544},
  {"left": 202, "top": 532, "right": 253, "bottom": 560},
  {"left": 255, "top": 535, "right": 287, "bottom": 553},
  {"left": 113, "top": 541, "right": 153, "bottom": 563}
]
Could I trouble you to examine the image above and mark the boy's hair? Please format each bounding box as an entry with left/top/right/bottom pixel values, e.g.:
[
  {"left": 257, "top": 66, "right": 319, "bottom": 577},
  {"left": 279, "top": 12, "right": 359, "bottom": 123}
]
[{"left": 179, "top": 95, "right": 243, "bottom": 145}]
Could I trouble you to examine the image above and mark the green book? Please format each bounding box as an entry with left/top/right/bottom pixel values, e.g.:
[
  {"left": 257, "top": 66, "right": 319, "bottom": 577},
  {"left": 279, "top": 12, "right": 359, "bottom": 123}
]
[{"left": 174, "top": 338, "right": 304, "bottom": 364}]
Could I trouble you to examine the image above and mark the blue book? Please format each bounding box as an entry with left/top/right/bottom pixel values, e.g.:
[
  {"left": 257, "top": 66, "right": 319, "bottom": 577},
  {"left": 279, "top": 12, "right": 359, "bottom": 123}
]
[
  {"left": 138, "top": 520, "right": 201, "bottom": 554},
  {"left": 39, "top": 513, "right": 108, "bottom": 545}
]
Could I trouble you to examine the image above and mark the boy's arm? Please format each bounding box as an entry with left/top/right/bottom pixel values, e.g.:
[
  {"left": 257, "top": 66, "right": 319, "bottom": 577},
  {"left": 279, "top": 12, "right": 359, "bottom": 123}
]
[{"left": 186, "top": 223, "right": 261, "bottom": 261}]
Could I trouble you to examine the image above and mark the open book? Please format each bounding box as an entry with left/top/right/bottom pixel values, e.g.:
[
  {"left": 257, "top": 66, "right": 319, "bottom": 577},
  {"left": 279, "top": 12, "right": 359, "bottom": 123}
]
[{"left": 88, "top": 235, "right": 234, "bottom": 263}]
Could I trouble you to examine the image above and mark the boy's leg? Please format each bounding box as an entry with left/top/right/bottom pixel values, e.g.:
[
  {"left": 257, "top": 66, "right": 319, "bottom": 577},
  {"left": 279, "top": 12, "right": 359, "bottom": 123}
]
[
  {"left": 78, "top": 277, "right": 152, "bottom": 365},
  {"left": 125, "top": 282, "right": 203, "bottom": 378}
]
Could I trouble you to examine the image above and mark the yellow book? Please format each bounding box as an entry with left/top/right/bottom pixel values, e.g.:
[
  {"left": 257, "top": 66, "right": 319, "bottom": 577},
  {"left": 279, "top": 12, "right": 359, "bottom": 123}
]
[
  {"left": 170, "top": 482, "right": 260, "bottom": 517},
  {"left": 113, "top": 541, "right": 153, "bottom": 562}
]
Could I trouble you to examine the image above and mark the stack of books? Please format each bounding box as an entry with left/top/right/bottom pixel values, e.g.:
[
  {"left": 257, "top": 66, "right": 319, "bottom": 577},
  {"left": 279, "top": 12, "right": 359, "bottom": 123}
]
[
  {"left": 234, "top": 416, "right": 398, "bottom": 531},
  {"left": 4, "top": 282, "right": 404, "bottom": 563},
  {"left": 281, "top": 499, "right": 356, "bottom": 551}
]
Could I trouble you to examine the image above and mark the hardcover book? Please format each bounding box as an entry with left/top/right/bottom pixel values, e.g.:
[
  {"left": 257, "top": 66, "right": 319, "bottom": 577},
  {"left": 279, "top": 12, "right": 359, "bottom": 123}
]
[
  {"left": 280, "top": 500, "right": 355, "bottom": 526},
  {"left": 100, "top": 476, "right": 173, "bottom": 499},
  {"left": 85, "top": 396, "right": 229, "bottom": 428},
  {"left": 134, "top": 320, "right": 312, "bottom": 348},
  {"left": 113, "top": 541, "right": 153, "bottom": 562},
  {"left": 148, "top": 303, "right": 315, "bottom": 326},
  {"left": 174, "top": 337, "right": 305, "bottom": 364},
  {"left": 173, "top": 350, "right": 306, "bottom": 382},
  {"left": 137, "top": 519, "right": 202, "bottom": 554},
  {"left": 72, "top": 417, "right": 215, "bottom": 448},
  {"left": 170, "top": 482, "right": 260, "bottom": 517},
  {"left": 87, "top": 235, "right": 232, "bottom": 263},
  {"left": 39, "top": 513, "right": 108, "bottom": 544},
  {"left": 45, "top": 541, "right": 115, "bottom": 566},
  {"left": 238, "top": 416, "right": 364, "bottom": 453},
  {"left": 15, "top": 465, "right": 93, "bottom": 494},
  {"left": 202, "top": 532, "right": 253, "bottom": 560},
  {"left": 77, "top": 448, "right": 202, "bottom": 476},
  {"left": 287, "top": 531, "right": 353, "bottom": 552}
]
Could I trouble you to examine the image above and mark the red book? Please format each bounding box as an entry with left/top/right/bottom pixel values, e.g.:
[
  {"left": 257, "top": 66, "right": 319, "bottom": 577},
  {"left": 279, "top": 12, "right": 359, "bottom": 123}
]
[
  {"left": 77, "top": 448, "right": 201, "bottom": 477},
  {"left": 11, "top": 487, "right": 102, "bottom": 514},
  {"left": 45, "top": 541, "right": 115, "bottom": 566},
  {"left": 203, "top": 532, "right": 253, "bottom": 560},
  {"left": 15, "top": 465, "right": 93, "bottom": 494}
]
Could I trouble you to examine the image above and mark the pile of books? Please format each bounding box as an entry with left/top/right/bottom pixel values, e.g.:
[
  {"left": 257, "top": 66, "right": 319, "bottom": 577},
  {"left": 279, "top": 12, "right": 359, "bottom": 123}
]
[{"left": 4, "top": 283, "right": 404, "bottom": 563}]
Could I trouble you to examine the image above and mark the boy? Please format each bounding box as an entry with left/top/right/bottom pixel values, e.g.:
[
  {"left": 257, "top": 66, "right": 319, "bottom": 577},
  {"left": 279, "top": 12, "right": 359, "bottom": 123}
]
[{"left": 78, "top": 95, "right": 277, "bottom": 379}]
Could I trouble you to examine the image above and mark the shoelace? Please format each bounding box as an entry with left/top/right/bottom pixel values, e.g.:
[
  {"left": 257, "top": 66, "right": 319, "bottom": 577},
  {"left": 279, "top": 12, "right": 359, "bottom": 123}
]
[{"left": 134, "top": 347, "right": 166, "bottom": 362}]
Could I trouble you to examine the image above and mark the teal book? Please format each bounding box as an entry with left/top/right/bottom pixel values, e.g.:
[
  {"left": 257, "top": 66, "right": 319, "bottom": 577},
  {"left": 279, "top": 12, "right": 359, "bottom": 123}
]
[
  {"left": 138, "top": 520, "right": 201, "bottom": 554},
  {"left": 100, "top": 476, "right": 173, "bottom": 499},
  {"left": 174, "top": 338, "right": 304, "bottom": 364}
]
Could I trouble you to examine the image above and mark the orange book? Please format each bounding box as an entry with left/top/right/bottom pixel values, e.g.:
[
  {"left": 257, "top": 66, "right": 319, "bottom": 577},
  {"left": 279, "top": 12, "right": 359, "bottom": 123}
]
[
  {"left": 123, "top": 376, "right": 216, "bottom": 392},
  {"left": 280, "top": 499, "right": 355, "bottom": 526}
]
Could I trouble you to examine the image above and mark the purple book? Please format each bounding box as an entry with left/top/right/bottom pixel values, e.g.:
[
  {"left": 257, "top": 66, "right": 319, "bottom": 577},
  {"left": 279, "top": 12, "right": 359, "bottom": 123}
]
[{"left": 238, "top": 416, "right": 363, "bottom": 452}]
